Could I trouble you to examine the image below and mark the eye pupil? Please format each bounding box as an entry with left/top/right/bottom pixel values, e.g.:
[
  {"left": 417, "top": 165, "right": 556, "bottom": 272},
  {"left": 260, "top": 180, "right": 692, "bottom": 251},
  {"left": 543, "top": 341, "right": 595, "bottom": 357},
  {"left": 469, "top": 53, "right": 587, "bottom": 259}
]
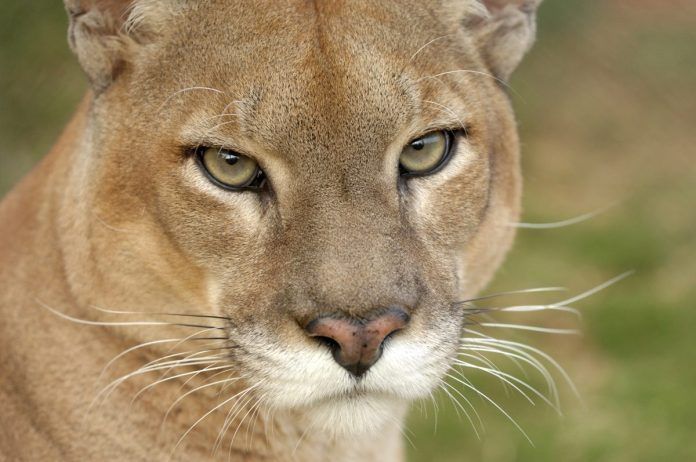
[
  {"left": 411, "top": 139, "right": 425, "bottom": 150},
  {"left": 197, "top": 147, "right": 264, "bottom": 190},
  {"left": 222, "top": 153, "right": 239, "bottom": 165},
  {"left": 399, "top": 130, "right": 454, "bottom": 176}
]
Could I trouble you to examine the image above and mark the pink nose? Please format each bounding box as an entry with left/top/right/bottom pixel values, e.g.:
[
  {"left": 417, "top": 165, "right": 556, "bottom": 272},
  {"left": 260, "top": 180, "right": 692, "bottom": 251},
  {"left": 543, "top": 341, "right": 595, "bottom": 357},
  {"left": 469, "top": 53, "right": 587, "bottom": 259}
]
[{"left": 304, "top": 308, "right": 410, "bottom": 377}]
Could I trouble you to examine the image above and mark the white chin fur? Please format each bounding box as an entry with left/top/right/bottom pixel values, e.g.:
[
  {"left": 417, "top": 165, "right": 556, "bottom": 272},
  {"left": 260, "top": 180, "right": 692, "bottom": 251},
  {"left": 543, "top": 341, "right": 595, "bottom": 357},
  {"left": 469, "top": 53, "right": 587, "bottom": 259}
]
[
  {"left": 304, "top": 395, "right": 405, "bottom": 437},
  {"left": 249, "top": 334, "right": 454, "bottom": 435}
]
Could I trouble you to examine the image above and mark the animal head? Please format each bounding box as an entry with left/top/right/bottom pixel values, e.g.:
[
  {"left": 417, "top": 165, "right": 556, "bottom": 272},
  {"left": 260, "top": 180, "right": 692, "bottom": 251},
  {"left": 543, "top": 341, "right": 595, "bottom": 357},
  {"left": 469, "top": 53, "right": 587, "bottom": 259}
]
[{"left": 61, "top": 0, "right": 541, "bottom": 436}]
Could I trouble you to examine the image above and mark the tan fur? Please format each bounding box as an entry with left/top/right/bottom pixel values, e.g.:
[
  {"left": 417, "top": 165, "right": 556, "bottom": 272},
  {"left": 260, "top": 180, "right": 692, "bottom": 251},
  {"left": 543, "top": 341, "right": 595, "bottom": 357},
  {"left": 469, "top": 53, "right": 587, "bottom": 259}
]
[{"left": 0, "top": 1, "right": 541, "bottom": 460}]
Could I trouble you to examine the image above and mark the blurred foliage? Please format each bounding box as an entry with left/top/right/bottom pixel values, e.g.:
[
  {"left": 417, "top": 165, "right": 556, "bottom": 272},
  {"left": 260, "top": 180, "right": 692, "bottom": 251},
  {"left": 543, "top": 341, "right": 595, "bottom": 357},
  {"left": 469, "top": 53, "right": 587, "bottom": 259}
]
[{"left": 1, "top": 1, "right": 694, "bottom": 461}]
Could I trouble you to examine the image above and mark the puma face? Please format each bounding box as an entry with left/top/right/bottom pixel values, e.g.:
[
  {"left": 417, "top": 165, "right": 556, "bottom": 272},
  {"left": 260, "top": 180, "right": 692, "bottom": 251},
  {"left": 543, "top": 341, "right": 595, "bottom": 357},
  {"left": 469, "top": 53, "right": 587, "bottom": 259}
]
[{"left": 65, "top": 0, "right": 539, "bottom": 437}]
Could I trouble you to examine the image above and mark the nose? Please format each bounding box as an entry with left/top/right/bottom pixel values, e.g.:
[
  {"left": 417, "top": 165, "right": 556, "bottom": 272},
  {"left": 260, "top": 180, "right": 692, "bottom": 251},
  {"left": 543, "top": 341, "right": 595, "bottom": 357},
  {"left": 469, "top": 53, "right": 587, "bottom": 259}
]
[{"left": 304, "top": 307, "right": 410, "bottom": 377}]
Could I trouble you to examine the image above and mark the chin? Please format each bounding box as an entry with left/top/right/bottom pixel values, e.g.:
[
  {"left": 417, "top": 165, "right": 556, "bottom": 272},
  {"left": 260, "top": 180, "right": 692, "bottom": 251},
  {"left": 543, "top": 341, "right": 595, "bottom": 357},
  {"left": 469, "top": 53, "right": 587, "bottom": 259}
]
[
  {"left": 252, "top": 335, "right": 455, "bottom": 436},
  {"left": 304, "top": 394, "right": 408, "bottom": 437}
]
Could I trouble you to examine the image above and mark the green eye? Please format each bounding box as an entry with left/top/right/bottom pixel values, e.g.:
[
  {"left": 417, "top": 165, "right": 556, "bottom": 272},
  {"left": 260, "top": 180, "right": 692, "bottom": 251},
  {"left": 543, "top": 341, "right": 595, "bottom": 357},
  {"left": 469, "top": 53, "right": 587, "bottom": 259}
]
[
  {"left": 399, "top": 130, "right": 454, "bottom": 176},
  {"left": 197, "top": 147, "right": 264, "bottom": 190}
]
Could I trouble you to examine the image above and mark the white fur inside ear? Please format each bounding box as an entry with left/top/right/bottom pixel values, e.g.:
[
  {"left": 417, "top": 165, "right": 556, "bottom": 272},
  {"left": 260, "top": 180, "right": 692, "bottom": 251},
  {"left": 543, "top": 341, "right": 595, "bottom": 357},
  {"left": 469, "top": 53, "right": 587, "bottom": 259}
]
[
  {"left": 125, "top": 0, "right": 186, "bottom": 35},
  {"left": 468, "top": 0, "right": 542, "bottom": 80},
  {"left": 65, "top": 0, "right": 185, "bottom": 90}
]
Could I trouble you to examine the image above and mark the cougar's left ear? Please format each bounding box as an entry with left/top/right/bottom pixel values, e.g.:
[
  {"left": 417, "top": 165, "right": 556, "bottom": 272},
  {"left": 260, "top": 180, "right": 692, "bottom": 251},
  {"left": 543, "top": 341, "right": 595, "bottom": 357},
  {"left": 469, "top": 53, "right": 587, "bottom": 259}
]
[
  {"left": 63, "top": 0, "right": 168, "bottom": 92},
  {"left": 465, "top": 0, "right": 543, "bottom": 81}
]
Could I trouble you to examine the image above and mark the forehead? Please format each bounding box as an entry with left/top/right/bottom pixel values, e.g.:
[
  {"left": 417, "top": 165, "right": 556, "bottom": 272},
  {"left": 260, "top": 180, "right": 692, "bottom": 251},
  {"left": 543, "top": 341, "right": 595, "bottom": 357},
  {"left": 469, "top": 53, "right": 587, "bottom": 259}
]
[{"left": 148, "top": 0, "right": 481, "bottom": 156}]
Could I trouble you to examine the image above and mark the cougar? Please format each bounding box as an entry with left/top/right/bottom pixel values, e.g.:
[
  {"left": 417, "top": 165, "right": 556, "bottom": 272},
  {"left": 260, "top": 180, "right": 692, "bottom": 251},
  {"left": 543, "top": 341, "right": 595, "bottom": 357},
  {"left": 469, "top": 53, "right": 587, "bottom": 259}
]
[{"left": 0, "top": 0, "right": 544, "bottom": 460}]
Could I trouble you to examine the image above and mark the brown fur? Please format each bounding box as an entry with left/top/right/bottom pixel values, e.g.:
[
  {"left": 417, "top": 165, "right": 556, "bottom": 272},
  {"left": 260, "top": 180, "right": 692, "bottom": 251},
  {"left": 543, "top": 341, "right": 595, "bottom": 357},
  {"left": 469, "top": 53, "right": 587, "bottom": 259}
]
[{"left": 0, "top": 1, "right": 541, "bottom": 460}]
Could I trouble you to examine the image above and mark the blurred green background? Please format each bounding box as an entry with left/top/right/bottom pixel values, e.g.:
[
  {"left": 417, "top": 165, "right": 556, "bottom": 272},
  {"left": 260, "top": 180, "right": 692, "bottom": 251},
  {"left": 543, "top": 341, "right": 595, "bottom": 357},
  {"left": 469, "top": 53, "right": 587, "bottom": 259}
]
[{"left": 1, "top": 1, "right": 694, "bottom": 461}]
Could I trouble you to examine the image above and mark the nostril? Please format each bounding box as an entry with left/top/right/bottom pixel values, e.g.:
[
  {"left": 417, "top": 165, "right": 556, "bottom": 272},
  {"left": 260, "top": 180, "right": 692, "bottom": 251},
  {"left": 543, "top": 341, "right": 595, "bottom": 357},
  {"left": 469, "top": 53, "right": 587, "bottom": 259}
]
[
  {"left": 303, "top": 307, "right": 411, "bottom": 377},
  {"left": 314, "top": 336, "right": 340, "bottom": 351}
]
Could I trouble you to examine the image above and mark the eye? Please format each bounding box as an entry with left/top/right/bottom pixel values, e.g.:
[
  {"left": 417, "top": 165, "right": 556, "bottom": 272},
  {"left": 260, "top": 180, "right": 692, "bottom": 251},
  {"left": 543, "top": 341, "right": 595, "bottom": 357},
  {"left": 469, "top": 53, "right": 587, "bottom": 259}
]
[
  {"left": 196, "top": 147, "right": 265, "bottom": 190},
  {"left": 399, "top": 130, "right": 454, "bottom": 176}
]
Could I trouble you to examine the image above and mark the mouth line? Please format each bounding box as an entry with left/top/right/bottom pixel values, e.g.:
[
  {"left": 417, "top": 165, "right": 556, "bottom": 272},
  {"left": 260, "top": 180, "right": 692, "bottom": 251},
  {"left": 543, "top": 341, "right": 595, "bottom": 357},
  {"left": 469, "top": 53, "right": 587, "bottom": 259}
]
[{"left": 315, "top": 384, "right": 398, "bottom": 405}]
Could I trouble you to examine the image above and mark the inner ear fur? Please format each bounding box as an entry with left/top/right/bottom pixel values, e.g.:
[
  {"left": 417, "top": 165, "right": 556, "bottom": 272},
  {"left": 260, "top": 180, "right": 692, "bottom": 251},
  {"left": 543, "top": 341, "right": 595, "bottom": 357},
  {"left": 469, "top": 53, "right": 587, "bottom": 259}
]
[
  {"left": 466, "top": 0, "right": 543, "bottom": 81},
  {"left": 64, "top": 0, "right": 168, "bottom": 92}
]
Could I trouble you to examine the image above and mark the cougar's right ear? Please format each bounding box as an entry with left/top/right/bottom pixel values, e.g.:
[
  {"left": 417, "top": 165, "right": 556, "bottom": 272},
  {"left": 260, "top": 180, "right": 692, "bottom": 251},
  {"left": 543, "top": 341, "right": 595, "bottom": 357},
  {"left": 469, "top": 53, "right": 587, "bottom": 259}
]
[
  {"left": 64, "top": 0, "right": 170, "bottom": 92},
  {"left": 465, "top": 0, "right": 543, "bottom": 81},
  {"left": 63, "top": 0, "right": 133, "bottom": 91}
]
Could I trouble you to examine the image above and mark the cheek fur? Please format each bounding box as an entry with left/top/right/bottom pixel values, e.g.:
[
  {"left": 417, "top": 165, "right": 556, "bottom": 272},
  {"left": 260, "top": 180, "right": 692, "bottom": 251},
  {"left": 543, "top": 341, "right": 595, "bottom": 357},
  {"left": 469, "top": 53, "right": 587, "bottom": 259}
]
[{"left": 407, "top": 141, "right": 491, "bottom": 247}]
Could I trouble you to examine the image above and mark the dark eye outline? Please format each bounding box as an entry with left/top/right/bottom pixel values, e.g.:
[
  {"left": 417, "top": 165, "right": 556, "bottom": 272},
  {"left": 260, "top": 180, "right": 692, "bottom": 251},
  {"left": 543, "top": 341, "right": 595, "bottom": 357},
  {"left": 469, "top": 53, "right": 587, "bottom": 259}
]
[
  {"left": 399, "top": 129, "right": 460, "bottom": 178},
  {"left": 194, "top": 146, "right": 267, "bottom": 191}
]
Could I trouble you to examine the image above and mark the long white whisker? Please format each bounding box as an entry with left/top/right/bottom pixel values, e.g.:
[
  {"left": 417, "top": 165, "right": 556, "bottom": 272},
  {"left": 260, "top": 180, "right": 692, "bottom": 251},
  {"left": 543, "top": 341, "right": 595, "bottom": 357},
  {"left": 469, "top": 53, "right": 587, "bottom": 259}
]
[
  {"left": 419, "top": 69, "right": 520, "bottom": 98},
  {"left": 459, "top": 344, "right": 559, "bottom": 406},
  {"left": 228, "top": 394, "right": 261, "bottom": 455},
  {"left": 461, "top": 349, "right": 513, "bottom": 395},
  {"left": 454, "top": 357, "right": 560, "bottom": 413},
  {"left": 98, "top": 328, "right": 221, "bottom": 383},
  {"left": 446, "top": 372, "right": 533, "bottom": 445},
  {"left": 557, "top": 271, "right": 634, "bottom": 306},
  {"left": 423, "top": 100, "right": 468, "bottom": 132},
  {"left": 170, "top": 382, "right": 261, "bottom": 460},
  {"left": 93, "top": 355, "right": 226, "bottom": 408},
  {"left": 479, "top": 323, "right": 580, "bottom": 335},
  {"left": 131, "top": 364, "right": 233, "bottom": 404},
  {"left": 163, "top": 376, "right": 246, "bottom": 427},
  {"left": 497, "top": 304, "right": 582, "bottom": 317},
  {"left": 99, "top": 338, "right": 183, "bottom": 382},
  {"left": 438, "top": 380, "right": 482, "bottom": 439},
  {"left": 89, "top": 305, "right": 230, "bottom": 322},
  {"left": 464, "top": 330, "right": 581, "bottom": 401},
  {"left": 512, "top": 202, "right": 620, "bottom": 229},
  {"left": 408, "top": 34, "right": 452, "bottom": 63},
  {"left": 456, "top": 287, "right": 566, "bottom": 305},
  {"left": 158, "top": 86, "right": 225, "bottom": 112},
  {"left": 214, "top": 391, "right": 254, "bottom": 454},
  {"left": 452, "top": 362, "right": 533, "bottom": 406}
]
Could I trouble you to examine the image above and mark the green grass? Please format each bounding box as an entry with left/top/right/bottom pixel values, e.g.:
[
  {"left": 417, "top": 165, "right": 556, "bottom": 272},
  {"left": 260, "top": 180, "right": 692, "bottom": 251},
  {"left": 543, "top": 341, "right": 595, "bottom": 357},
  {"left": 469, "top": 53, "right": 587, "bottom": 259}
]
[{"left": 1, "top": 1, "right": 695, "bottom": 461}]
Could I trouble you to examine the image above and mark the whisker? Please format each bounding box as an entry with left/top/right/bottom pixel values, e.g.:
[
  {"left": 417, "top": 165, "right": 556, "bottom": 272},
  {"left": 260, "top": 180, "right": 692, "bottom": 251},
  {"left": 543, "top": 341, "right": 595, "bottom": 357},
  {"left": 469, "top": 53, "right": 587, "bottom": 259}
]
[
  {"left": 512, "top": 202, "right": 620, "bottom": 229},
  {"left": 227, "top": 394, "right": 261, "bottom": 455},
  {"left": 556, "top": 271, "right": 635, "bottom": 306},
  {"left": 463, "top": 330, "right": 581, "bottom": 401},
  {"left": 214, "top": 390, "right": 254, "bottom": 454},
  {"left": 384, "top": 410, "right": 416, "bottom": 450},
  {"left": 437, "top": 380, "right": 482, "bottom": 439},
  {"left": 163, "top": 376, "right": 247, "bottom": 427},
  {"left": 460, "top": 350, "right": 514, "bottom": 396},
  {"left": 39, "top": 300, "right": 224, "bottom": 330},
  {"left": 423, "top": 100, "right": 468, "bottom": 133},
  {"left": 99, "top": 338, "right": 185, "bottom": 383},
  {"left": 170, "top": 382, "right": 261, "bottom": 460},
  {"left": 407, "top": 34, "right": 452, "bottom": 64},
  {"left": 453, "top": 287, "right": 566, "bottom": 306},
  {"left": 244, "top": 396, "right": 265, "bottom": 453},
  {"left": 98, "top": 328, "right": 221, "bottom": 382},
  {"left": 496, "top": 304, "right": 582, "bottom": 318},
  {"left": 452, "top": 363, "right": 532, "bottom": 406},
  {"left": 445, "top": 372, "right": 533, "bottom": 445},
  {"left": 459, "top": 344, "right": 558, "bottom": 406},
  {"left": 90, "top": 305, "right": 231, "bottom": 322},
  {"left": 454, "top": 358, "right": 560, "bottom": 413},
  {"left": 478, "top": 323, "right": 580, "bottom": 335},
  {"left": 131, "top": 364, "right": 233, "bottom": 404},
  {"left": 151, "top": 347, "right": 230, "bottom": 382},
  {"left": 158, "top": 86, "right": 225, "bottom": 112},
  {"left": 418, "top": 69, "right": 520, "bottom": 98},
  {"left": 93, "top": 355, "right": 227, "bottom": 408}
]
